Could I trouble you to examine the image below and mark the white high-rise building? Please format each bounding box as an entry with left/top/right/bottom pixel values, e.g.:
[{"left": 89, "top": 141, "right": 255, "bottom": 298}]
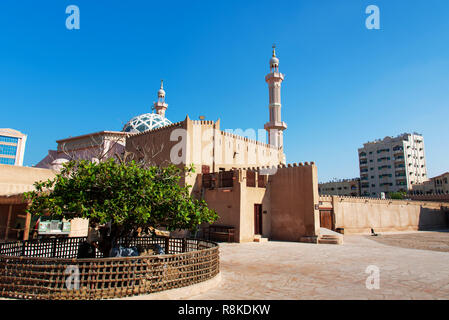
[
  {"left": 0, "top": 128, "right": 27, "bottom": 166},
  {"left": 358, "top": 133, "right": 427, "bottom": 197}
]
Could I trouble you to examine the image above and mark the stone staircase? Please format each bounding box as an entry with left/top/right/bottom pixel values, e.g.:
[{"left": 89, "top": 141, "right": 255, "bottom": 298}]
[
  {"left": 253, "top": 234, "right": 268, "bottom": 243},
  {"left": 318, "top": 228, "right": 343, "bottom": 245}
]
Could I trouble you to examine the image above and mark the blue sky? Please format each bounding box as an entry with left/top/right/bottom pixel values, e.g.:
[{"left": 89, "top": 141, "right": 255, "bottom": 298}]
[{"left": 1, "top": 0, "right": 448, "bottom": 181}]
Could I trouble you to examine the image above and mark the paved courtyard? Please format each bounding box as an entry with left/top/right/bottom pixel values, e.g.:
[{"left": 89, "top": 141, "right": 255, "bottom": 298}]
[{"left": 189, "top": 231, "right": 449, "bottom": 300}]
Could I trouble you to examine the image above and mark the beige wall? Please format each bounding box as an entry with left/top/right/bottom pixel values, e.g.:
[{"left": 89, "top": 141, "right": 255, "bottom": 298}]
[
  {"left": 270, "top": 163, "right": 320, "bottom": 242},
  {"left": 328, "top": 196, "right": 448, "bottom": 234},
  {"left": 200, "top": 163, "right": 320, "bottom": 243},
  {"left": 240, "top": 185, "right": 270, "bottom": 242},
  {"left": 0, "top": 164, "right": 56, "bottom": 196},
  {"left": 126, "top": 120, "right": 187, "bottom": 168},
  {"left": 126, "top": 116, "right": 285, "bottom": 175},
  {"left": 201, "top": 170, "right": 267, "bottom": 242},
  {"left": 203, "top": 178, "right": 243, "bottom": 240},
  {"left": 0, "top": 165, "right": 89, "bottom": 238}
]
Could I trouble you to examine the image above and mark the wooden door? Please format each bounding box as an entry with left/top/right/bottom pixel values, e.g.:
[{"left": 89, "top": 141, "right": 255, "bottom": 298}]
[
  {"left": 254, "top": 204, "right": 263, "bottom": 235},
  {"left": 320, "top": 209, "right": 334, "bottom": 230}
]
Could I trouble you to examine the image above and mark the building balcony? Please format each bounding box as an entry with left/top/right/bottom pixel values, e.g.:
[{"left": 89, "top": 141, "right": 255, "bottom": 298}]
[{"left": 395, "top": 171, "right": 406, "bottom": 177}]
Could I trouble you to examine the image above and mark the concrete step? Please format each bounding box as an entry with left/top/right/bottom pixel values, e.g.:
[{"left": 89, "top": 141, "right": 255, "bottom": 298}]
[
  {"left": 320, "top": 235, "right": 341, "bottom": 239},
  {"left": 318, "top": 238, "right": 343, "bottom": 245},
  {"left": 318, "top": 237, "right": 343, "bottom": 245},
  {"left": 318, "top": 227, "right": 343, "bottom": 245},
  {"left": 254, "top": 236, "right": 268, "bottom": 243}
]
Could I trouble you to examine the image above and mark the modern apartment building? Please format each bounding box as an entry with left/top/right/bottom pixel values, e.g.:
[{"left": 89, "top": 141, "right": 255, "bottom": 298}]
[
  {"left": 0, "top": 128, "right": 27, "bottom": 166},
  {"left": 358, "top": 133, "right": 427, "bottom": 197},
  {"left": 318, "top": 178, "right": 360, "bottom": 196}
]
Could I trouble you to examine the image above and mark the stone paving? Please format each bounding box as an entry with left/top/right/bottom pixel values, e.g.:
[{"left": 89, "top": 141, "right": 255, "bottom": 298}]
[
  {"left": 365, "top": 230, "right": 449, "bottom": 253},
  {"left": 189, "top": 231, "right": 449, "bottom": 300}
]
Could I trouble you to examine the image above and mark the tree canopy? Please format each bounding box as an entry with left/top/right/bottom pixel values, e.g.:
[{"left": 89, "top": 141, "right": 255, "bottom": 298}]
[
  {"left": 25, "top": 159, "right": 218, "bottom": 238},
  {"left": 388, "top": 191, "right": 407, "bottom": 200}
]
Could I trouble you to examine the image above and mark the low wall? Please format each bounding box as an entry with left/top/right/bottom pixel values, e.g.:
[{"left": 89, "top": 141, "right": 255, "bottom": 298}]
[
  {"left": 410, "top": 194, "right": 449, "bottom": 203},
  {"left": 0, "top": 237, "right": 219, "bottom": 300},
  {"left": 330, "top": 196, "right": 449, "bottom": 234}
]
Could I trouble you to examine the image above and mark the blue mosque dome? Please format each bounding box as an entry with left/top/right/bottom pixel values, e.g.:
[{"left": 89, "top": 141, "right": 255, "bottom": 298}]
[
  {"left": 123, "top": 113, "right": 172, "bottom": 133},
  {"left": 123, "top": 81, "right": 172, "bottom": 133}
]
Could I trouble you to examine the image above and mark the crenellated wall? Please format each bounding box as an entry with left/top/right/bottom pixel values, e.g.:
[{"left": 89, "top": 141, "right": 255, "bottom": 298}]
[
  {"left": 410, "top": 194, "right": 449, "bottom": 203},
  {"left": 319, "top": 195, "right": 449, "bottom": 234}
]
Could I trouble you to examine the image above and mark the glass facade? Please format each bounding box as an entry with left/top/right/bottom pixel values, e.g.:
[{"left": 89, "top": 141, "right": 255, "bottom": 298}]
[
  {"left": 0, "top": 134, "right": 20, "bottom": 165},
  {"left": 0, "top": 157, "right": 15, "bottom": 165},
  {"left": 0, "top": 131, "right": 26, "bottom": 166},
  {"left": 0, "top": 144, "right": 18, "bottom": 156},
  {"left": 0, "top": 136, "right": 19, "bottom": 143}
]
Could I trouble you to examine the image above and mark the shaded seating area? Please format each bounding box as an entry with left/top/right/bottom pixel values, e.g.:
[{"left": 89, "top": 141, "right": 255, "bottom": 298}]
[{"left": 205, "top": 225, "right": 235, "bottom": 243}]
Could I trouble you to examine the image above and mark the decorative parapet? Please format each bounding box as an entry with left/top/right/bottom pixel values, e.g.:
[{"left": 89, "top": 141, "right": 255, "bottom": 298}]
[
  {"left": 328, "top": 195, "right": 447, "bottom": 207},
  {"left": 127, "top": 120, "right": 186, "bottom": 139},
  {"left": 191, "top": 120, "right": 216, "bottom": 125},
  {"left": 219, "top": 131, "right": 282, "bottom": 150},
  {"left": 410, "top": 194, "right": 449, "bottom": 203},
  {"left": 235, "top": 161, "right": 316, "bottom": 173}
]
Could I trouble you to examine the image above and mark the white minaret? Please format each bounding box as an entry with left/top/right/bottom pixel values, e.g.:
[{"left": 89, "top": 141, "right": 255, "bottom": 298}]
[
  {"left": 264, "top": 45, "right": 287, "bottom": 149},
  {"left": 153, "top": 80, "right": 168, "bottom": 117}
]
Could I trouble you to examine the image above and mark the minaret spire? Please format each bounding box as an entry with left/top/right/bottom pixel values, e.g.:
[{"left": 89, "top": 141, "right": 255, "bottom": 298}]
[
  {"left": 264, "top": 45, "right": 287, "bottom": 150},
  {"left": 153, "top": 80, "right": 168, "bottom": 117}
]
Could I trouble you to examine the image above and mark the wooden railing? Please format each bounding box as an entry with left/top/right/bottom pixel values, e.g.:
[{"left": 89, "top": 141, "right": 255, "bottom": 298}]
[{"left": 0, "top": 237, "right": 219, "bottom": 300}]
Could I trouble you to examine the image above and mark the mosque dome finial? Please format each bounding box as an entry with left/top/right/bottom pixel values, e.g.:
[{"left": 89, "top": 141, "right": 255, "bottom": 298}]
[
  {"left": 269, "top": 44, "right": 279, "bottom": 70},
  {"left": 158, "top": 79, "right": 165, "bottom": 99}
]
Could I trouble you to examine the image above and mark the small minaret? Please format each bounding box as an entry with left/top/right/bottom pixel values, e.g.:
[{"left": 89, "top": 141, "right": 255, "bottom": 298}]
[
  {"left": 264, "top": 45, "right": 287, "bottom": 149},
  {"left": 153, "top": 80, "right": 168, "bottom": 117}
]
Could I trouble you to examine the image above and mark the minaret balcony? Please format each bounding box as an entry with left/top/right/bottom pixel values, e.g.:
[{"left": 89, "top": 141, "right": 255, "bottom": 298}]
[
  {"left": 264, "top": 121, "right": 287, "bottom": 131},
  {"left": 265, "top": 72, "right": 284, "bottom": 82}
]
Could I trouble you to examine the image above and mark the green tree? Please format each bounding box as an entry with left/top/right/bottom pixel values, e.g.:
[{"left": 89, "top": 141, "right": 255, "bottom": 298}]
[
  {"left": 25, "top": 159, "right": 218, "bottom": 256},
  {"left": 388, "top": 191, "right": 407, "bottom": 200}
]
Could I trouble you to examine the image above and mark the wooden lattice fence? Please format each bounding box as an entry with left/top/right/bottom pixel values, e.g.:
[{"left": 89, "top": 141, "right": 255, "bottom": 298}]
[{"left": 0, "top": 237, "right": 219, "bottom": 300}]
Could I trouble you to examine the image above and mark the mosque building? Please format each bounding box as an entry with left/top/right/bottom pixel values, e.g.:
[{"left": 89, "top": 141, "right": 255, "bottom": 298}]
[
  {"left": 32, "top": 47, "right": 324, "bottom": 244},
  {"left": 36, "top": 47, "right": 288, "bottom": 174},
  {"left": 5, "top": 47, "right": 446, "bottom": 244}
]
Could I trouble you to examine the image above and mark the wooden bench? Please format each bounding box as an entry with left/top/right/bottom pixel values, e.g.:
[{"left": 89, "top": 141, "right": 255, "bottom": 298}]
[{"left": 206, "top": 225, "right": 235, "bottom": 243}]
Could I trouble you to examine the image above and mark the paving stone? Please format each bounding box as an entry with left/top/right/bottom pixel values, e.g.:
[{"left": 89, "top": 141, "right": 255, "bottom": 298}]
[{"left": 190, "top": 232, "right": 449, "bottom": 300}]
